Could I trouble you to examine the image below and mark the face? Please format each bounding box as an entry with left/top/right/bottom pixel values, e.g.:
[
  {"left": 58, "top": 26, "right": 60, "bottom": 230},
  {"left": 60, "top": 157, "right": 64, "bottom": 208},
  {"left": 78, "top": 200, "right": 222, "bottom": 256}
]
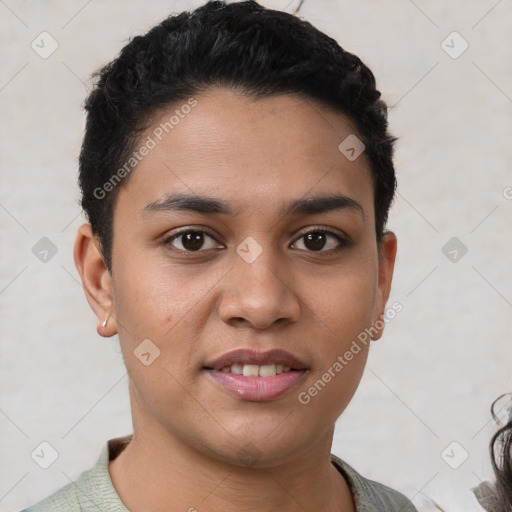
[{"left": 75, "top": 87, "right": 396, "bottom": 467}]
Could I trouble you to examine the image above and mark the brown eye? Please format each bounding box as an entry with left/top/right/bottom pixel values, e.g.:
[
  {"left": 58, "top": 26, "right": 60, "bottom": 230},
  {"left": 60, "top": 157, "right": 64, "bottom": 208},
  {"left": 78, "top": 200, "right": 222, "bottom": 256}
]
[
  {"left": 181, "top": 231, "right": 206, "bottom": 251},
  {"left": 164, "top": 230, "right": 220, "bottom": 252},
  {"left": 303, "top": 232, "right": 328, "bottom": 251},
  {"left": 292, "top": 228, "right": 350, "bottom": 253}
]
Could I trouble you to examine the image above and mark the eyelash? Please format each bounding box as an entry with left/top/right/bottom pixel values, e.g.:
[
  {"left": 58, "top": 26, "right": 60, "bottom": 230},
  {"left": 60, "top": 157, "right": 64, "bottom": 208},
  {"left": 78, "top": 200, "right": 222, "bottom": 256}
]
[{"left": 162, "top": 226, "right": 351, "bottom": 256}]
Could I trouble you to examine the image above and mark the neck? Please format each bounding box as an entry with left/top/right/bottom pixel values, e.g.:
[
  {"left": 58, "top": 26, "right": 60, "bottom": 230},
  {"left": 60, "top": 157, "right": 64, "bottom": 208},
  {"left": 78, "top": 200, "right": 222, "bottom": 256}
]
[{"left": 109, "top": 420, "right": 355, "bottom": 512}]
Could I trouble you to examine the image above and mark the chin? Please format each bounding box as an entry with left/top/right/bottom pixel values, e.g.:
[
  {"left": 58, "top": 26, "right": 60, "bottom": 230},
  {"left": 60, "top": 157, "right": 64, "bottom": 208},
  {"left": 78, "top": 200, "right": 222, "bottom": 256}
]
[{"left": 193, "top": 422, "right": 319, "bottom": 469}]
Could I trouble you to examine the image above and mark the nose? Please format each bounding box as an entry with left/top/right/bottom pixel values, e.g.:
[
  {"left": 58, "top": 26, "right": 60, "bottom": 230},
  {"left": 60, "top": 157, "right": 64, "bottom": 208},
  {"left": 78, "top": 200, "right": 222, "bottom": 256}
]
[{"left": 218, "top": 242, "right": 301, "bottom": 330}]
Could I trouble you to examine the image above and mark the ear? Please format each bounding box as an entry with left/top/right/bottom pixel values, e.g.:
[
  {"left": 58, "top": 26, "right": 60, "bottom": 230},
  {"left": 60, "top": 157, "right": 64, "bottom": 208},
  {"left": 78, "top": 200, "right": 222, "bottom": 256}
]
[
  {"left": 371, "top": 230, "right": 397, "bottom": 341},
  {"left": 73, "top": 223, "right": 117, "bottom": 338}
]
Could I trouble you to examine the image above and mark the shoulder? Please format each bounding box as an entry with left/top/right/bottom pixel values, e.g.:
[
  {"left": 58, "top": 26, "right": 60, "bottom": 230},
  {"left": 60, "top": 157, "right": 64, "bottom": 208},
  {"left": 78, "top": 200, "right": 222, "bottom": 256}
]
[
  {"left": 20, "top": 436, "right": 132, "bottom": 512},
  {"left": 19, "top": 479, "right": 83, "bottom": 512},
  {"left": 331, "top": 454, "right": 419, "bottom": 512}
]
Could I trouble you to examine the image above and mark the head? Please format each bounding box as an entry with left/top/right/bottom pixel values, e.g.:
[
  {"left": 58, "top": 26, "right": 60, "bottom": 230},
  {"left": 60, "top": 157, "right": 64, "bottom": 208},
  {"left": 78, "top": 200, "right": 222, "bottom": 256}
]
[
  {"left": 74, "top": 0, "right": 398, "bottom": 466},
  {"left": 79, "top": 0, "right": 397, "bottom": 272}
]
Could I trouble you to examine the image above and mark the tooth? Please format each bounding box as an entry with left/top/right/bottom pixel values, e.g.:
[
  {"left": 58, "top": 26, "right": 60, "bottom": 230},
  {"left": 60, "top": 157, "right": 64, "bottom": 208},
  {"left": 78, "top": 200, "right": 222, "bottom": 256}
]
[
  {"left": 231, "top": 363, "right": 243, "bottom": 375},
  {"left": 276, "top": 364, "right": 284, "bottom": 375},
  {"left": 259, "top": 364, "right": 277, "bottom": 377},
  {"left": 283, "top": 366, "right": 291, "bottom": 372},
  {"left": 221, "top": 367, "right": 230, "bottom": 372},
  {"left": 243, "top": 364, "right": 259, "bottom": 377}
]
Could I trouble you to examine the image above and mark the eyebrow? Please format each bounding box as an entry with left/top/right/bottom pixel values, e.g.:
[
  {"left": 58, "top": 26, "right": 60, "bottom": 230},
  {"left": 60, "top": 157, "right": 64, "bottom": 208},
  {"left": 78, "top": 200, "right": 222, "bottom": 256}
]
[{"left": 142, "top": 193, "right": 365, "bottom": 220}]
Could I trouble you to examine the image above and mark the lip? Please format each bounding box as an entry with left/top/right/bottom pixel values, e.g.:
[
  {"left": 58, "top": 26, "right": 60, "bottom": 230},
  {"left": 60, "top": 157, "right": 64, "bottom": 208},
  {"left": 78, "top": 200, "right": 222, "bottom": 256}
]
[
  {"left": 203, "top": 348, "right": 309, "bottom": 402},
  {"left": 203, "top": 348, "right": 308, "bottom": 371},
  {"left": 205, "top": 369, "right": 307, "bottom": 401}
]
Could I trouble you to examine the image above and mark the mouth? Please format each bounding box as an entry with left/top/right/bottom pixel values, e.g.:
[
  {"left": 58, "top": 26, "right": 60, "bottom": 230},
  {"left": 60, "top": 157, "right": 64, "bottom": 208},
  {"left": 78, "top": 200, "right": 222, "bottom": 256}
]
[
  {"left": 203, "top": 348, "right": 308, "bottom": 372},
  {"left": 203, "top": 348, "right": 309, "bottom": 401}
]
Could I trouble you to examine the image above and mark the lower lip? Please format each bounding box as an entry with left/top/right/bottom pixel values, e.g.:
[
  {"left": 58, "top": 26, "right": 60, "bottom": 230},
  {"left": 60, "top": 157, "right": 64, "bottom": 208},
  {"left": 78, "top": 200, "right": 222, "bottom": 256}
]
[{"left": 204, "top": 369, "right": 307, "bottom": 401}]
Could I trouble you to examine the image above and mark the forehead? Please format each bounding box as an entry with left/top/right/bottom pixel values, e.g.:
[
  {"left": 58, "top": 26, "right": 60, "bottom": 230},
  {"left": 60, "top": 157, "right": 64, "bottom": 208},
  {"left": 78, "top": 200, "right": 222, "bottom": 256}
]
[{"left": 115, "top": 87, "right": 374, "bottom": 221}]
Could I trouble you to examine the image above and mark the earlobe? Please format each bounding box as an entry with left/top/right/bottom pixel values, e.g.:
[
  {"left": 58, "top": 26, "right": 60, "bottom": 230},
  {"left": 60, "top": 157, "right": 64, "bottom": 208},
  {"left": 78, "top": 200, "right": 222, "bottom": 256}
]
[
  {"left": 371, "top": 230, "right": 398, "bottom": 341},
  {"left": 73, "top": 223, "right": 117, "bottom": 338}
]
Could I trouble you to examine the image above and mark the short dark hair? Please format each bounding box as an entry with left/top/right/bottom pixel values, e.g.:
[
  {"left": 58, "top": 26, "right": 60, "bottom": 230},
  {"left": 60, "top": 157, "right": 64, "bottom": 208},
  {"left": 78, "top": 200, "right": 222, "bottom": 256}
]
[{"left": 78, "top": 0, "right": 397, "bottom": 272}]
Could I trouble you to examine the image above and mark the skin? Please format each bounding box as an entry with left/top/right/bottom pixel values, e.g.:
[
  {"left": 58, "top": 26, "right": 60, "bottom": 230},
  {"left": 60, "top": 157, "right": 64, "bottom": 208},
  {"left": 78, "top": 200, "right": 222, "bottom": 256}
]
[{"left": 74, "top": 87, "right": 397, "bottom": 512}]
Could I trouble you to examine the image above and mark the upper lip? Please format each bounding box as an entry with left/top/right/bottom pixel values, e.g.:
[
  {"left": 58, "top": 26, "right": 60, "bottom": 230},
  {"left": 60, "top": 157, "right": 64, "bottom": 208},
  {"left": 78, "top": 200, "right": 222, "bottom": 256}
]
[{"left": 203, "top": 348, "right": 308, "bottom": 371}]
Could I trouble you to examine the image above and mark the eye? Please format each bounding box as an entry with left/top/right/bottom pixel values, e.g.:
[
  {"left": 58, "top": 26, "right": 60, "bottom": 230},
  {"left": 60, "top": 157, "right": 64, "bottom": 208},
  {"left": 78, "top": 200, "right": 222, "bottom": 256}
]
[
  {"left": 291, "top": 227, "right": 351, "bottom": 253},
  {"left": 163, "top": 227, "right": 351, "bottom": 255},
  {"left": 163, "top": 229, "right": 222, "bottom": 253}
]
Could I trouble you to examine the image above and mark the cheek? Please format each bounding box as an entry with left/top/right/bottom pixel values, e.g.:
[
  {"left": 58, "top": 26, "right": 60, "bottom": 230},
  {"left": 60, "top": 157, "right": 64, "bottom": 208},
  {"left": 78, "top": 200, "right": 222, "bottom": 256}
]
[
  {"left": 111, "top": 251, "right": 220, "bottom": 381},
  {"left": 112, "top": 251, "right": 193, "bottom": 334},
  {"left": 298, "top": 273, "right": 374, "bottom": 423},
  {"left": 303, "top": 261, "right": 377, "bottom": 394},
  {"left": 311, "top": 264, "right": 378, "bottom": 340}
]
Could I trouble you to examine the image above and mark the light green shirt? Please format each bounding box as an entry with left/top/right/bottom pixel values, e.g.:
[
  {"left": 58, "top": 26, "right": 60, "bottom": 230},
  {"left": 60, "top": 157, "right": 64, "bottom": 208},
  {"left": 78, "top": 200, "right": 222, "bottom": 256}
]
[{"left": 22, "top": 435, "right": 419, "bottom": 511}]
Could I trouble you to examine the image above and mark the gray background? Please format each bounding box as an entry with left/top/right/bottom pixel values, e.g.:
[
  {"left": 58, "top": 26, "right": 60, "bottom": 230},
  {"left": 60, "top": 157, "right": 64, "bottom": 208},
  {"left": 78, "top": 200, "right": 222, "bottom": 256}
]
[{"left": 1, "top": 1, "right": 511, "bottom": 511}]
